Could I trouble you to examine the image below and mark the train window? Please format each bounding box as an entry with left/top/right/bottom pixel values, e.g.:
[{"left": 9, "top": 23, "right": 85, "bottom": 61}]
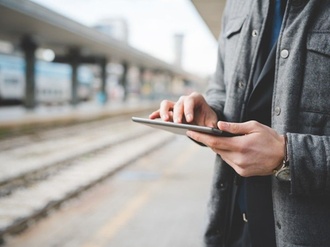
[{"left": 4, "top": 78, "right": 19, "bottom": 85}]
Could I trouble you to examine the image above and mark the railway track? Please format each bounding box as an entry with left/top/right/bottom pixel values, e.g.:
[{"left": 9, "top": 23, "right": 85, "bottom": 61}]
[{"left": 0, "top": 112, "right": 175, "bottom": 243}]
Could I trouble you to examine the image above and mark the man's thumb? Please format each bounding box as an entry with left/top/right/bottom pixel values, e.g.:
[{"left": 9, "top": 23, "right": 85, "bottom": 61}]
[{"left": 217, "top": 121, "right": 251, "bottom": 135}]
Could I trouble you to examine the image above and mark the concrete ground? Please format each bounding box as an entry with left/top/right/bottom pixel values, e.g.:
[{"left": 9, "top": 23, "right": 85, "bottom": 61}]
[{"left": 3, "top": 136, "right": 216, "bottom": 247}]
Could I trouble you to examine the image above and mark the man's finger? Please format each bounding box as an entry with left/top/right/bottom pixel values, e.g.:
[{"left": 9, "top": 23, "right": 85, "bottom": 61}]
[
  {"left": 149, "top": 110, "right": 160, "bottom": 119},
  {"left": 183, "top": 96, "right": 195, "bottom": 123},
  {"left": 173, "top": 97, "right": 185, "bottom": 123},
  {"left": 159, "top": 100, "right": 175, "bottom": 121},
  {"left": 217, "top": 121, "right": 259, "bottom": 135}
]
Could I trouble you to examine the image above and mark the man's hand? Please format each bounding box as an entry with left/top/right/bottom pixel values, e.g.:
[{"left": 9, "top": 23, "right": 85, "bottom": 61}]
[
  {"left": 187, "top": 120, "right": 285, "bottom": 177},
  {"left": 149, "top": 92, "right": 218, "bottom": 128}
]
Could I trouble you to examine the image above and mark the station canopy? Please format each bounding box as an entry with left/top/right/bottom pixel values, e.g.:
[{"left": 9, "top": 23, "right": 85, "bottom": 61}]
[
  {"left": 191, "top": 0, "right": 226, "bottom": 40},
  {"left": 0, "top": 0, "right": 202, "bottom": 82}
]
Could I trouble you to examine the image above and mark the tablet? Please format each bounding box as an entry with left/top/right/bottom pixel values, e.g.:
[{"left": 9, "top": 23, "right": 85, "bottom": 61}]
[{"left": 132, "top": 117, "right": 234, "bottom": 137}]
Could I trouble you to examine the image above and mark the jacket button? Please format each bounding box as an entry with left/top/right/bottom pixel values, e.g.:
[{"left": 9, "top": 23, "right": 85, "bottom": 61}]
[
  {"left": 281, "top": 49, "right": 289, "bottom": 59},
  {"left": 238, "top": 81, "right": 245, "bottom": 89},
  {"left": 275, "top": 107, "right": 281, "bottom": 116},
  {"left": 252, "top": 30, "right": 258, "bottom": 37},
  {"left": 276, "top": 221, "right": 282, "bottom": 229}
]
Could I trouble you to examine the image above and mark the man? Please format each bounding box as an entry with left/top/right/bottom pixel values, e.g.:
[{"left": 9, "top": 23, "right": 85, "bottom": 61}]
[{"left": 150, "top": 0, "right": 330, "bottom": 246}]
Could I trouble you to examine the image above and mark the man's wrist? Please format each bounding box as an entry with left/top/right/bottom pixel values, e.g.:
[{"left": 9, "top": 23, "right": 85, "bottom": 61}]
[{"left": 273, "top": 135, "right": 291, "bottom": 181}]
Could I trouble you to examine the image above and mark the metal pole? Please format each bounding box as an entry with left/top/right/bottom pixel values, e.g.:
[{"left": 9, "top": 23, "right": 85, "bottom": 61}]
[
  {"left": 69, "top": 48, "right": 79, "bottom": 106},
  {"left": 139, "top": 67, "right": 145, "bottom": 99},
  {"left": 21, "top": 36, "right": 37, "bottom": 109},
  {"left": 120, "top": 62, "right": 128, "bottom": 101},
  {"left": 100, "top": 57, "right": 108, "bottom": 104}
]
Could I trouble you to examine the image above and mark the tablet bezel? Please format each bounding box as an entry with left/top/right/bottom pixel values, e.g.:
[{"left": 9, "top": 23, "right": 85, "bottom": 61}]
[{"left": 132, "top": 117, "right": 234, "bottom": 137}]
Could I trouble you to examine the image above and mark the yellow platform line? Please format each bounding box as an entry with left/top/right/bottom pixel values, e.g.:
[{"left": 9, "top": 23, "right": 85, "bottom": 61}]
[{"left": 82, "top": 142, "right": 198, "bottom": 247}]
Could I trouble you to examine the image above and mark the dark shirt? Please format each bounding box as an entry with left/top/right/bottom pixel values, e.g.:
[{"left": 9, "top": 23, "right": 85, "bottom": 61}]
[{"left": 235, "top": 0, "right": 287, "bottom": 246}]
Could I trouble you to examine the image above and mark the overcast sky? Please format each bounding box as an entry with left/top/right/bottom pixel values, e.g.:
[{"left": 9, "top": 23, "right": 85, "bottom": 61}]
[{"left": 30, "top": 0, "right": 218, "bottom": 77}]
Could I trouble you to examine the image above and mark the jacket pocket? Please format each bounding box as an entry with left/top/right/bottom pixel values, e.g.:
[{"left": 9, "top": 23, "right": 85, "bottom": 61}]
[
  {"left": 300, "top": 31, "right": 330, "bottom": 115},
  {"left": 307, "top": 31, "right": 330, "bottom": 57},
  {"left": 222, "top": 17, "right": 246, "bottom": 86},
  {"left": 224, "top": 17, "right": 245, "bottom": 39}
]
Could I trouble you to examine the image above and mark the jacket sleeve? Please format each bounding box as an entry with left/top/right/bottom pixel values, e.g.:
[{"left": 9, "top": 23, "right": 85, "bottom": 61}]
[
  {"left": 288, "top": 133, "right": 330, "bottom": 196},
  {"left": 204, "top": 0, "right": 248, "bottom": 122},
  {"left": 204, "top": 13, "right": 227, "bottom": 121}
]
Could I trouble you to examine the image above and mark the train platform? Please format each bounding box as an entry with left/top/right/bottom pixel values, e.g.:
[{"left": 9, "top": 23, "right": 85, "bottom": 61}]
[
  {"left": 1, "top": 133, "right": 211, "bottom": 247},
  {"left": 0, "top": 100, "right": 159, "bottom": 134}
]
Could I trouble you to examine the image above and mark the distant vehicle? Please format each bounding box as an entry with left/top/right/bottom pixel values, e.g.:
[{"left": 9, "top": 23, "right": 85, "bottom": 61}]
[{"left": 0, "top": 53, "right": 94, "bottom": 105}]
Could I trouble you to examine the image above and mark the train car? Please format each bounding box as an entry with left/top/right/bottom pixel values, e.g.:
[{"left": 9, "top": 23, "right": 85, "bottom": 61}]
[
  {"left": 0, "top": 53, "right": 94, "bottom": 105},
  {"left": 35, "top": 59, "right": 72, "bottom": 104},
  {"left": 0, "top": 54, "right": 25, "bottom": 104},
  {"left": 77, "top": 66, "right": 94, "bottom": 101}
]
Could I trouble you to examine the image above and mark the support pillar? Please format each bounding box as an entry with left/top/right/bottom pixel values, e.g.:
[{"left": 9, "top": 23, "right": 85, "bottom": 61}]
[
  {"left": 21, "top": 36, "right": 37, "bottom": 109},
  {"left": 139, "top": 67, "right": 145, "bottom": 99},
  {"left": 55, "top": 51, "right": 104, "bottom": 106},
  {"left": 120, "top": 62, "right": 129, "bottom": 101},
  {"left": 99, "top": 57, "right": 108, "bottom": 104},
  {"left": 69, "top": 49, "right": 80, "bottom": 106}
]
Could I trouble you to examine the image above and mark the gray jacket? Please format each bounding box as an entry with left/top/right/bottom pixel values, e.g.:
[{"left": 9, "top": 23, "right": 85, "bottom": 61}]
[{"left": 204, "top": 0, "right": 330, "bottom": 246}]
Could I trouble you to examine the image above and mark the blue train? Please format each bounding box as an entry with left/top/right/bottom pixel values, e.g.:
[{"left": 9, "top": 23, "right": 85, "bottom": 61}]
[{"left": 0, "top": 53, "right": 94, "bottom": 105}]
